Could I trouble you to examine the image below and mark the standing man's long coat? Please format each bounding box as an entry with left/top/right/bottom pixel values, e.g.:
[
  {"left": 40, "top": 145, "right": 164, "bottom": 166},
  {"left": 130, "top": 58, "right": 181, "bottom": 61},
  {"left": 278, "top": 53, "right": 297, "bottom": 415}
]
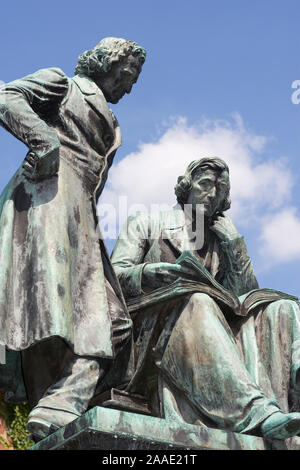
[{"left": 0, "top": 67, "right": 129, "bottom": 367}]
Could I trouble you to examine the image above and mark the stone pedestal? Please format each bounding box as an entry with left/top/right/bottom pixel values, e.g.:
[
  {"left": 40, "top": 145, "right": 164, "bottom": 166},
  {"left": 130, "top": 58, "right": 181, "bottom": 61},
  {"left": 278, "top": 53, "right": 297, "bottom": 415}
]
[{"left": 30, "top": 406, "right": 269, "bottom": 450}]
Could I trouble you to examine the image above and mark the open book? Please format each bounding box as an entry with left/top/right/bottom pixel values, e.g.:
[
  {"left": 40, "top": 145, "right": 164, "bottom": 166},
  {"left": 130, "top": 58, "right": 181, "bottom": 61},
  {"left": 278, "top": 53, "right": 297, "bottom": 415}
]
[{"left": 126, "top": 250, "right": 298, "bottom": 317}]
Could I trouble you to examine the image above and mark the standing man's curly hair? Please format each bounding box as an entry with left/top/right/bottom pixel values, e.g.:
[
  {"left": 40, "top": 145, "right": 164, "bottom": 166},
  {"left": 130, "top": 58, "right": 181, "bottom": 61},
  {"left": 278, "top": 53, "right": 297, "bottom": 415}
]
[
  {"left": 75, "top": 37, "right": 146, "bottom": 78},
  {"left": 175, "top": 157, "right": 231, "bottom": 212}
]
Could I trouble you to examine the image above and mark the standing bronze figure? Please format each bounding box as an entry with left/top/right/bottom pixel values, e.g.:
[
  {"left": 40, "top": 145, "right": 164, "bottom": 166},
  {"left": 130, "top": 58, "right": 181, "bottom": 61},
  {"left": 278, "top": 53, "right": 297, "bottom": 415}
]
[{"left": 0, "top": 37, "right": 146, "bottom": 441}]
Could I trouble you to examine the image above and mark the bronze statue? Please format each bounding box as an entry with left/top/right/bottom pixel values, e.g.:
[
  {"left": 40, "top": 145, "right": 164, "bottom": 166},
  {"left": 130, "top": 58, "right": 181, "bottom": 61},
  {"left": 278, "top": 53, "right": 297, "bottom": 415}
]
[
  {"left": 0, "top": 37, "right": 146, "bottom": 441},
  {"left": 111, "top": 157, "right": 300, "bottom": 441}
]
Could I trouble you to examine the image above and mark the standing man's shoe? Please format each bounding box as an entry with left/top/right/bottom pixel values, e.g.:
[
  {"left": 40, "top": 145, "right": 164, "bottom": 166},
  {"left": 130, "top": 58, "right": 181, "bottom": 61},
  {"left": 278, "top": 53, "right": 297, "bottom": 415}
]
[{"left": 27, "top": 406, "right": 79, "bottom": 442}]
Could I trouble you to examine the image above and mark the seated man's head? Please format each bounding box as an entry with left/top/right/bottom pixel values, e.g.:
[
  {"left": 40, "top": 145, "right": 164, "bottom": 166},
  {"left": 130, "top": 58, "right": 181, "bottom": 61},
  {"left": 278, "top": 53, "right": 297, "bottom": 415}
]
[
  {"left": 175, "top": 157, "right": 231, "bottom": 219},
  {"left": 75, "top": 37, "right": 146, "bottom": 104}
]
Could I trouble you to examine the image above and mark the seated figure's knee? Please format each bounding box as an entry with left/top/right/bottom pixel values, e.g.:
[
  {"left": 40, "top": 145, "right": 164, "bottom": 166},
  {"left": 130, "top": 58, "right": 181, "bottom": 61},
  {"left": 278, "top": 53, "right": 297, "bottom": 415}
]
[
  {"left": 188, "top": 292, "right": 214, "bottom": 307},
  {"left": 181, "top": 293, "right": 229, "bottom": 333},
  {"left": 186, "top": 293, "right": 218, "bottom": 318},
  {"left": 264, "top": 299, "right": 300, "bottom": 321}
]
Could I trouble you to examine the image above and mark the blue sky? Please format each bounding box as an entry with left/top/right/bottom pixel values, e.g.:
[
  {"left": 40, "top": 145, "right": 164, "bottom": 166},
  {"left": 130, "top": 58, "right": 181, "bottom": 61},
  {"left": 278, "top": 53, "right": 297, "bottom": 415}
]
[{"left": 1, "top": 0, "right": 300, "bottom": 295}]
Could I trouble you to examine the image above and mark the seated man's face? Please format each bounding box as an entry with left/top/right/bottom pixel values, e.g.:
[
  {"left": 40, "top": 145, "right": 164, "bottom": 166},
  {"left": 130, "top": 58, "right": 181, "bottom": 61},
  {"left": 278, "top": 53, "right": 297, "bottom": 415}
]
[
  {"left": 98, "top": 54, "right": 142, "bottom": 104},
  {"left": 186, "top": 168, "right": 230, "bottom": 218}
]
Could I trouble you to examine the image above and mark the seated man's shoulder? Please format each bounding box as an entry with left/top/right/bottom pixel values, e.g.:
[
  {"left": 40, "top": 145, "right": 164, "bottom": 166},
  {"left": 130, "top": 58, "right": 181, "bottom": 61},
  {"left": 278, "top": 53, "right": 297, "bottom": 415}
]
[
  {"left": 128, "top": 207, "right": 181, "bottom": 227},
  {"left": 126, "top": 208, "right": 184, "bottom": 242}
]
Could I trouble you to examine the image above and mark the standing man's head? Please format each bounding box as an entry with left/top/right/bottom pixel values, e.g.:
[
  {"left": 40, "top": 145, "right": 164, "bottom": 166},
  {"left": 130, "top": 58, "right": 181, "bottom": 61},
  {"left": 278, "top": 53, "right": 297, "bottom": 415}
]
[
  {"left": 175, "top": 157, "right": 231, "bottom": 218},
  {"left": 75, "top": 37, "right": 146, "bottom": 103}
]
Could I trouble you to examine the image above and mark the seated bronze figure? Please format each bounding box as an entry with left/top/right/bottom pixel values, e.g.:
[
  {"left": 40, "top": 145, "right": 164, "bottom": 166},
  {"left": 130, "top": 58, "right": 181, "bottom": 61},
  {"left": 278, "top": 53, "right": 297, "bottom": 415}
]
[{"left": 111, "top": 157, "right": 300, "bottom": 441}]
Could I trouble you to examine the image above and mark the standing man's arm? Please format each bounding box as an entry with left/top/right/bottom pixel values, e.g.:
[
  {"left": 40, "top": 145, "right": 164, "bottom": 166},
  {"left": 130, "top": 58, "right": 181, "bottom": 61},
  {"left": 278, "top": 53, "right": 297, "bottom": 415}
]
[{"left": 0, "top": 67, "right": 69, "bottom": 180}]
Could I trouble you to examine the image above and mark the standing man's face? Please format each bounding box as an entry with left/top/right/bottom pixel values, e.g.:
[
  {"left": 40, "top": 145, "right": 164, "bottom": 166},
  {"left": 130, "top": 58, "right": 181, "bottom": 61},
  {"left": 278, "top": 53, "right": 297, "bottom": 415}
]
[
  {"left": 98, "top": 54, "right": 142, "bottom": 104},
  {"left": 186, "top": 169, "right": 230, "bottom": 218}
]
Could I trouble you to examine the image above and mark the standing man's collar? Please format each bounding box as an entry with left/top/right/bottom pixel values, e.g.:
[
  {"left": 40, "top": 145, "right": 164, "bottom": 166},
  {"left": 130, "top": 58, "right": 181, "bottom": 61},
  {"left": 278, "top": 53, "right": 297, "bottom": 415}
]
[{"left": 71, "top": 74, "right": 99, "bottom": 95}]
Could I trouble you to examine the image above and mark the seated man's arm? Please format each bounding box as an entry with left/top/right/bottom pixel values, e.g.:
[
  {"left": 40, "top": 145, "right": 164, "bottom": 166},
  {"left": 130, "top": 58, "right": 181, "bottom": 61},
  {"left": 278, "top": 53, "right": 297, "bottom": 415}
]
[
  {"left": 220, "top": 236, "right": 259, "bottom": 296},
  {"left": 111, "top": 212, "right": 150, "bottom": 298},
  {"left": 112, "top": 212, "right": 198, "bottom": 297},
  {"left": 211, "top": 213, "right": 259, "bottom": 296}
]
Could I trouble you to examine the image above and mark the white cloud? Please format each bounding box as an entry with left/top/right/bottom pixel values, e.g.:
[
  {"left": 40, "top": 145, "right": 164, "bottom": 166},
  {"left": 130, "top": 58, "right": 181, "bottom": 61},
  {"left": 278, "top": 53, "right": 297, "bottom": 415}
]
[
  {"left": 259, "top": 208, "right": 300, "bottom": 264},
  {"left": 98, "top": 115, "right": 297, "bottom": 267}
]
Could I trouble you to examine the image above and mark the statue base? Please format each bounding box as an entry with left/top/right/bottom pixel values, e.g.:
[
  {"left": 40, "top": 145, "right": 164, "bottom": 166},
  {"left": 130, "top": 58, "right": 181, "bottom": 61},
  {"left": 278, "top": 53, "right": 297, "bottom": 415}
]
[{"left": 30, "top": 406, "right": 269, "bottom": 450}]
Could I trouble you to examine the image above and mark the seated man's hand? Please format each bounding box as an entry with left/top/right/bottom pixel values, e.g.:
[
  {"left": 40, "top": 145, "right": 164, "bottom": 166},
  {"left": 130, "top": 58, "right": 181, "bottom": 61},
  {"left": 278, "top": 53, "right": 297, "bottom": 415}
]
[
  {"left": 142, "top": 262, "right": 198, "bottom": 291},
  {"left": 210, "top": 213, "right": 240, "bottom": 242}
]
